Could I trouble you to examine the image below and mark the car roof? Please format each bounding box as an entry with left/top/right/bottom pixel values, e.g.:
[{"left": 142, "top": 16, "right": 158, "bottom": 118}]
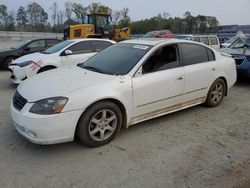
[
  {"left": 121, "top": 38, "right": 193, "bottom": 46},
  {"left": 67, "top": 38, "right": 116, "bottom": 43},
  {"left": 193, "top": 35, "right": 218, "bottom": 37}
]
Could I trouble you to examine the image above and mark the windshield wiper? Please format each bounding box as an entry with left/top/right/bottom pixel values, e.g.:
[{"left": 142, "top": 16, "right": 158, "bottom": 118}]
[{"left": 83, "top": 65, "right": 104, "bottom": 73}]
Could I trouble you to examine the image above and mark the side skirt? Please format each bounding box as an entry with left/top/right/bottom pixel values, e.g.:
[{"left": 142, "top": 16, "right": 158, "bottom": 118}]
[{"left": 128, "top": 97, "right": 206, "bottom": 127}]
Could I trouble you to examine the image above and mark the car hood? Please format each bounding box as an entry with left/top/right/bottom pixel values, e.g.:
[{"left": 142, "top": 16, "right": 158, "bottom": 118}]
[
  {"left": 220, "top": 48, "right": 250, "bottom": 56},
  {"left": 17, "top": 66, "right": 116, "bottom": 102},
  {"left": 11, "top": 52, "right": 54, "bottom": 64}
]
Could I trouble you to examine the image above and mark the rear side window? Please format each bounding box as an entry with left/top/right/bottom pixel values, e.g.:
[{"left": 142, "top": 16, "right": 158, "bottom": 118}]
[
  {"left": 200, "top": 37, "right": 209, "bottom": 45},
  {"left": 210, "top": 36, "right": 218, "bottom": 45},
  {"left": 193, "top": 37, "right": 200, "bottom": 42},
  {"left": 46, "top": 39, "right": 60, "bottom": 47},
  {"left": 180, "top": 43, "right": 209, "bottom": 66},
  {"left": 92, "top": 41, "right": 113, "bottom": 52},
  {"left": 68, "top": 41, "right": 93, "bottom": 54}
]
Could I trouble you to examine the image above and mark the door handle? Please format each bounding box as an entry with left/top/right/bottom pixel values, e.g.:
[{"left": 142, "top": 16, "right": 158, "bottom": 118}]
[{"left": 177, "top": 76, "right": 183, "bottom": 80}]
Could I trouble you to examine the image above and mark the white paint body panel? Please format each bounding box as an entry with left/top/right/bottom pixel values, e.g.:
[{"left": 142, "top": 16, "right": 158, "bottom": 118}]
[
  {"left": 10, "top": 39, "right": 237, "bottom": 145},
  {"left": 9, "top": 38, "right": 115, "bottom": 84}
]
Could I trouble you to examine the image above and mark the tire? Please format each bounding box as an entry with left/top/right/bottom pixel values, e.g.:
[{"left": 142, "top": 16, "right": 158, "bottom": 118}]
[
  {"left": 77, "top": 101, "right": 122, "bottom": 147},
  {"left": 37, "top": 66, "right": 56, "bottom": 74},
  {"left": 2, "top": 56, "right": 16, "bottom": 70},
  {"left": 205, "top": 78, "right": 226, "bottom": 107}
]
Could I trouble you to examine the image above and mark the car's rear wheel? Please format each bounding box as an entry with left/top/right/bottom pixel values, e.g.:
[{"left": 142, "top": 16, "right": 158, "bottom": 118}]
[
  {"left": 77, "top": 101, "right": 122, "bottom": 147},
  {"left": 206, "top": 78, "right": 226, "bottom": 107}
]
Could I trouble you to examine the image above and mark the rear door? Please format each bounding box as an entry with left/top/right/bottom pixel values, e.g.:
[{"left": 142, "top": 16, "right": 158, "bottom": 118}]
[
  {"left": 179, "top": 43, "right": 217, "bottom": 102},
  {"left": 61, "top": 41, "right": 95, "bottom": 66},
  {"left": 132, "top": 44, "right": 185, "bottom": 120}
]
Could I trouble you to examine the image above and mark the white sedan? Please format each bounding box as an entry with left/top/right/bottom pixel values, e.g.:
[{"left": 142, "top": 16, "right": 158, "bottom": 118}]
[
  {"left": 9, "top": 38, "right": 115, "bottom": 84},
  {"left": 11, "top": 39, "right": 237, "bottom": 147}
]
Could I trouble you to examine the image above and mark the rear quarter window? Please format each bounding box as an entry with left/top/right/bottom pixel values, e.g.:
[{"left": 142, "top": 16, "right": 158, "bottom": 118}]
[
  {"left": 210, "top": 36, "right": 219, "bottom": 45},
  {"left": 180, "top": 43, "right": 209, "bottom": 66}
]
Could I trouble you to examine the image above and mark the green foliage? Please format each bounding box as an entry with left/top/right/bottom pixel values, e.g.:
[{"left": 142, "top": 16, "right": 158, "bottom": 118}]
[
  {"left": 72, "top": 3, "right": 86, "bottom": 19},
  {"left": 27, "top": 2, "right": 48, "bottom": 31},
  {"left": 16, "top": 6, "right": 28, "bottom": 27},
  {"left": 131, "top": 12, "right": 219, "bottom": 34}
]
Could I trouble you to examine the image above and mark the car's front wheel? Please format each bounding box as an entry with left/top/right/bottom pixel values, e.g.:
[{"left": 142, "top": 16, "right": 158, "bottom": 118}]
[
  {"left": 77, "top": 101, "right": 122, "bottom": 147},
  {"left": 206, "top": 78, "right": 226, "bottom": 107},
  {"left": 3, "top": 56, "right": 16, "bottom": 69}
]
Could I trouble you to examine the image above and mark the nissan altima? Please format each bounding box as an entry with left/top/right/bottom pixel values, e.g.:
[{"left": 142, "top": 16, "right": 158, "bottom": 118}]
[{"left": 11, "top": 39, "right": 237, "bottom": 147}]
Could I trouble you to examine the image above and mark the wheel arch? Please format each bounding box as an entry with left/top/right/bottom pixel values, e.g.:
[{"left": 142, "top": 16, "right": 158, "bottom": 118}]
[
  {"left": 37, "top": 65, "right": 57, "bottom": 73},
  {"left": 75, "top": 98, "right": 128, "bottom": 137},
  {"left": 218, "top": 76, "right": 228, "bottom": 96}
]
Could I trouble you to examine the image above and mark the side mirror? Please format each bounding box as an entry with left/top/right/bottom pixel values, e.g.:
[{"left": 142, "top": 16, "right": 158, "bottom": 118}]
[
  {"left": 23, "top": 47, "right": 31, "bottom": 51},
  {"left": 64, "top": 50, "right": 73, "bottom": 56}
]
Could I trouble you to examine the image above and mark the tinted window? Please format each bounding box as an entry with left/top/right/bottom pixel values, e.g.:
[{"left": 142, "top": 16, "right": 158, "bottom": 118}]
[
  {"left": 27, "top": 40, "right": 45, "bottom": 48},
  {"left": 142, "top": 45, "right": 179, "bottom": 74},
  {"left": 210, "top": 36, "right": 218, "bottom": 45},
  {"left": 46, "top": 39, "right": 60, "bottom": 47},
  {"left": 207, "top": 48, "right": 215, "bottom": 61},
  {"left": 193, "top": 37, "right": 200, "bottom": 42},
  {"left": 68, "top": 41, "right": 93, "bottom": 54},
  {"left": 200, "top": 37, "right": 209, "bottom": 45},
  {"left": 92, "top": 41, "right": 113, "bottom": 52},
  {"left": 42, "top": 40, "right": 74, "bottom": 54},
  {"left": 180, "top": 43, "right": 209, "bottom": 66},
  {"left": 80, "top": 43, "right": 152, "bottom": 75}
]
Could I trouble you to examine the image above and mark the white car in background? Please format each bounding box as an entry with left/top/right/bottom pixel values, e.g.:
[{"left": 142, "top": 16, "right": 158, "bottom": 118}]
[
  {"left": 11, "top": 39, "right": 236, "bottom": 147},
  {"left": 9, "top": 38, "right": 115, "bottom": 84}
]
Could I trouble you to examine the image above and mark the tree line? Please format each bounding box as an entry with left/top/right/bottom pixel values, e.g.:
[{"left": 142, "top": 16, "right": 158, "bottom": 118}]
[
  {"left": 0, "top": 2, "right": 131, "bottom": 33},
  {"left": 0, "top": 2, "right": 219, "bottom": 35},
  {"left": 132, "top": 11, "right": 219, "bottom": 34}
]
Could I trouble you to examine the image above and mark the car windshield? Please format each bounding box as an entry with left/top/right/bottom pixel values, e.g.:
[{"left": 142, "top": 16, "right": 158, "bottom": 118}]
[
  {"left": 42, "top": 40, "right": 74, "bottom": 54},
  {"left": 226, "top": 36, "right": 237, "bottom": 43},
  {"left": 230, "top": 36, "right": 250, "bottom": 49},
  {"left": 79, "top": 43, "right": 152, "bottom": 75},
  {"left": 143, "top": 31, "right": 157, "bottom": 38}
]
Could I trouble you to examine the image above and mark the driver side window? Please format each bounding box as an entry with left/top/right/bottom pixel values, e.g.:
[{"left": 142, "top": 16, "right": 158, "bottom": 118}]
[{"left": 142, "top": 44, "right": 179, "bottom": 74}]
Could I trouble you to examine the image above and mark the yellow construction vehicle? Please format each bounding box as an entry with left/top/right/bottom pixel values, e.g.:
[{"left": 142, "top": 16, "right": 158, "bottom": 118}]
[{"left": 64, "top": 13, "right": 130, "bottom": 41}]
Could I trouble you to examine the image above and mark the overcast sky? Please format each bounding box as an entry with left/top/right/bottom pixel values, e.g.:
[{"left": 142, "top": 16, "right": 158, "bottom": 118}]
[{"left": 1, "top": 0, "right": 250, "bottom": 25}]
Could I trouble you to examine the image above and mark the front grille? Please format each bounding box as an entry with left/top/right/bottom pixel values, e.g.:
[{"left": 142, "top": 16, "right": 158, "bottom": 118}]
[
  {"left": 232, "top": 55, "right": 246, "bottom": 65},
  {"left": 13, "top": 91, "right": 27, "bottom": 111}
]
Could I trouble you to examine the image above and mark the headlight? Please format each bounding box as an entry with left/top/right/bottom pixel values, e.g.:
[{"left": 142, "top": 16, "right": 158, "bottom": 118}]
[
  {"left": 29, "top": 97, "right": 68, "bottom": 115},
  {"left": 16, "top": 61, "right": 34, "bottom": 67}
]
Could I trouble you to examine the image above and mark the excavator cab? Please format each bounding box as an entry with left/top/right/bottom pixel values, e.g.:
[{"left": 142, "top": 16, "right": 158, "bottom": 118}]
[
  {"left": 64, "top": 13, "right": 130, "bottom": 41},
  {"left": 87, "top": 13, "right": 111, "bottom": 38}
]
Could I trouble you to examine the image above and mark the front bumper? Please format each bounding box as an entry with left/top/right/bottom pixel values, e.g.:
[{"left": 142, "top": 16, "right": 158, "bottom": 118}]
[
  {"left": 9, "top": 65, "right": 28, "bottom": 84},
  {"left": 10, "top": 101, "right": 84, "bottom": 145}
]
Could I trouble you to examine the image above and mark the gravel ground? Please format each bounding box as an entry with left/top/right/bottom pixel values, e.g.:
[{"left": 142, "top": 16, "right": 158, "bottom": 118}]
[{"left": 0, "top": 70, "right": 250, "bottom": 188}]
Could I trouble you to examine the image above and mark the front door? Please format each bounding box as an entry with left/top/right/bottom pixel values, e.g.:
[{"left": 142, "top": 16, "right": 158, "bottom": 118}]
[
  {"left": 61, "top": 41, "right": 96, "bottom": 66},
  {"left": 132, "top": 44, "right": 184, "bottom": 122}
]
